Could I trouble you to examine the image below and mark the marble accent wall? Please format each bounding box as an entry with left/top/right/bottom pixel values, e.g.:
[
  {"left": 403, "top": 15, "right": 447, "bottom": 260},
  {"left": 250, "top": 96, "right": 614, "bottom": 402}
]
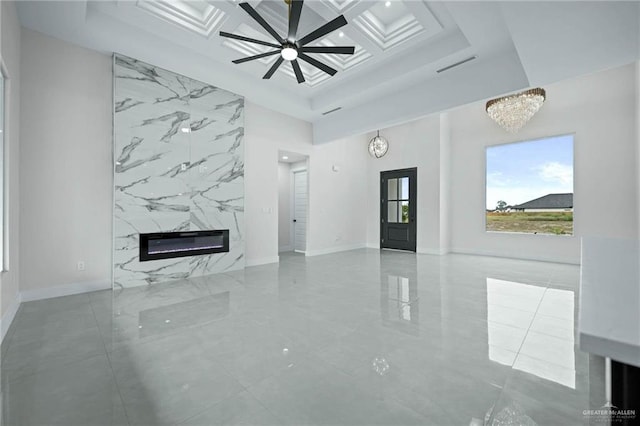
[{"left": 113, "top": 55, "right": 244, "bottom": 288}]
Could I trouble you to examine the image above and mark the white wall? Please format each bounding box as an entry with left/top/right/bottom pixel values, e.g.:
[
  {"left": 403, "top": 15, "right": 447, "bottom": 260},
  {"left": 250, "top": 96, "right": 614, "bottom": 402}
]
[
  {"left": 449, "top": 63, "right": 638, "bottom": 264},
  {"left": 244, "top": 102, "right": 313, "bottom": 265},
  {"left": 15, "top": 28, "right": 639, "bottom": 301},
  {"left": 19, "top": 29, "right": 113, "bottom": 294},
  {"left": 277, "top": 162, "right": 291, "bottom": 252},
  {"left": 363, "top": 63, "right": 638, "bottom": 264},
  {"left": 0, "top": 1, "right": 21, "bottom": 334},
  {"left": 439, "top": 113, "right": 451, "bottom": 253},
  {"left": 245, "top": 101, "right": 368, "bottom": 262},
  {"left": 306, "top": 136, "right": 367, "bottom": 256},
  {"left": 365, "top": 115, "right": 445, "bottom": 254}
]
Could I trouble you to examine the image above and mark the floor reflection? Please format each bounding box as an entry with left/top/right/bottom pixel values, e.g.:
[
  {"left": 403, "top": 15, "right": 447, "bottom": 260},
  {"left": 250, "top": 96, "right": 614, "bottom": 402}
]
[
  {"left": 380, "top": 274, "right": 420, "bottom": 333},
  {"left": 138, "top": 291, "right": 230, "bottom": 338},
  {"left": 486, "top": 278, "right": 576, "bottom": 389},
  {"left": 1, "top": 250, "right": 601, "bottom": 426}
]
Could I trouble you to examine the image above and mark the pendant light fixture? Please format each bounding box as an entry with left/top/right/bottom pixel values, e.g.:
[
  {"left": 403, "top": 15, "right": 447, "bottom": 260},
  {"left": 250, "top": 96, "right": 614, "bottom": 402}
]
[
  {"left": 368, "top": 131, "right": 389, "bottom": 158},
  {"left": 486, "top": 88, "right": 546, "bottom": 133}
]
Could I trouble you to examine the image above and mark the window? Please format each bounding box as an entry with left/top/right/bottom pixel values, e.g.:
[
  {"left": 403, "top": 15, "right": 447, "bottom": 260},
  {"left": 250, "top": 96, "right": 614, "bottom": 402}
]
[
  {"left": 387, "top": 177, "right": 409, "bottom": 223},
  {"left": 486, "top": 135, "right": 574, "bottom": 235}
]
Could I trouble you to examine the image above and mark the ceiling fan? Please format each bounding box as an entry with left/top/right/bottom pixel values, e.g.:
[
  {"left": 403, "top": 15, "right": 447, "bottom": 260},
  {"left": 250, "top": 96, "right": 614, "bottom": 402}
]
[{"left": 219, "top": 0, "right": 355, "bottom": 84}]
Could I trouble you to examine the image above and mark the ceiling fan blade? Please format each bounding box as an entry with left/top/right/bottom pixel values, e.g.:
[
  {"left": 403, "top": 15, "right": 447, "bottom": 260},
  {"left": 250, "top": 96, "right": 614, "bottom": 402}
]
[
  {"left": 220, "top": 31, "right": 281, "bottom": 48},
  {"left": 233, "top": 50, "right": 281, "bottom": 64},
  {"left": 263, "top": 57, "right": 284, "bottom": 79},
  {"left": 298, "top": 15, "right": 347, "bottom": 46},
  {"left": 288, "top": 0, "right": 304, "bottom": 41},
  {"left": 300, "top": 46, "right": 355, "bottom": 55},
  {"left": 298, "top": 53, "right": 337, "bottom": 76},
  {"left": 239, "top": 2, "right": 283, "bottom": 43},
  {"left": 291, "top": 59, "right": 305, "bottom": 84}
]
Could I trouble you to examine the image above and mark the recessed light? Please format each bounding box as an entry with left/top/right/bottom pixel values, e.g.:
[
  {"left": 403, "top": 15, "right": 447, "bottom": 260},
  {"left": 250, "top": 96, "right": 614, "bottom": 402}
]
[
  {"left": 339, "top": 32, "right": 344, "bottom": 38},
  {"left": 385, "top": 1, "right": 391, "bottom": 6},
  {"left": 282, "top": 156, "right": 289, "bottom": 160}
]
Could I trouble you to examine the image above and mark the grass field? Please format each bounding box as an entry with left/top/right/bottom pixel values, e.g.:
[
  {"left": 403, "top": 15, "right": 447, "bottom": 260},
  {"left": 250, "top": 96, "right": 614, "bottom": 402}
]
[{"left": 486, "top": 211, "right": 573, "bottom": 235}]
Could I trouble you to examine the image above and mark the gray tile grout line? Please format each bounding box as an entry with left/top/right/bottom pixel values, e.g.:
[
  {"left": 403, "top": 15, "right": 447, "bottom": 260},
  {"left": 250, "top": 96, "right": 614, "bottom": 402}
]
[
  {"left": 87, "top": 291, "right": 133, "bottom": 426},
  {"left": 3, "top": 353, "right": 107, "bottom": 389},
  {"left": 241, "top": 387, "right": 294, "bottom": 426},
  {"left": 4, "top": 257, "right": 583, "bottom": 425},
  {"left": 0, "top": 304, "right": 23, "bottom": 359},
  {"left": 513, "top": 287, "right": 549, "bottom": 364},
  {"left": 1, "top": 303, "right": 24, "bottom": 426},
  {"left": 2, "top": 296, "right": 108, "bottom": 387},
  {"left": 486, "top": 279, "right": 552, "bottom": 426},
  {"left": 91, "top": 287, "right": 282, "bottom": 426},
  {"left": 174, "top": 333, "right": 288, "bottom": 425},
  {"left": 174, "top": 382, "right": 250, "bottom": 426}
]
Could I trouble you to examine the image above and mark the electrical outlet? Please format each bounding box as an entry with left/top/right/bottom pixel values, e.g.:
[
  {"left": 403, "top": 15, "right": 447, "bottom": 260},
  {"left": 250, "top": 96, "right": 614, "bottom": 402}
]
[{"left": 77, "top": 261, "right": 85, "bottom": 271}]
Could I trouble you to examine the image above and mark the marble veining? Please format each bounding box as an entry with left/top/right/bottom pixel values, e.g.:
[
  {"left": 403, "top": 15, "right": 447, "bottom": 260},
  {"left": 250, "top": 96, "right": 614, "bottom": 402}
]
[{"left": 113, "top": 54, "right": 245, "bottom": 288}]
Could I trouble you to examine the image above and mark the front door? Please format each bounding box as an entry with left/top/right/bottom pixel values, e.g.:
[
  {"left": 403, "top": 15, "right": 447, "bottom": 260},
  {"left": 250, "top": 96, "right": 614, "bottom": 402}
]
[{"left": 380, "top": 168, "right": 417, "bottom": 252}]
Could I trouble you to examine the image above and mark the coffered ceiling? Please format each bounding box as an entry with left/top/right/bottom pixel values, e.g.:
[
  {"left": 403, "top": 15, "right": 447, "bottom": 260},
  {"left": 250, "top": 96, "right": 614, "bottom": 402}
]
[{"left": 16, "top": 1, "right": 640, "bottom": 143}]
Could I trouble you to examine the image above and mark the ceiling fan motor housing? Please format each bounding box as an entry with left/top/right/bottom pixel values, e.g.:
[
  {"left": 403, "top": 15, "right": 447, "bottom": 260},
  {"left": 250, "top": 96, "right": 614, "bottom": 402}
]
[{"left": 220, "top": 0, "right": 355, "bottom": 84}]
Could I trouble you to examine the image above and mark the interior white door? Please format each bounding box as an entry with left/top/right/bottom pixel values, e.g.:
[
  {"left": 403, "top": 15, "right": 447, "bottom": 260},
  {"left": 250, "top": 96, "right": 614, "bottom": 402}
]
[{"left": 293, "top": 170, "right": 307, "bottom": 252}]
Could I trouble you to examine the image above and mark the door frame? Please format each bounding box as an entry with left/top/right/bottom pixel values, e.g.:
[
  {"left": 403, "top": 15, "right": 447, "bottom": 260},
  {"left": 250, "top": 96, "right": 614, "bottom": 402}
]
[
  {"left": 380, "top": 167, "right": 417, "bottom": 252},
  {"left": 291, "top": 167, "right": 308, "bottom": 253}
]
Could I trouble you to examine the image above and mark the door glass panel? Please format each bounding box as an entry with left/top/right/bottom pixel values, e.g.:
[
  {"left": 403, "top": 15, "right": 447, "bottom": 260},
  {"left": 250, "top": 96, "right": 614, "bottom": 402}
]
[
  {"left": 401, "top": 201, "right": 409, "bottom": 223},
  {"left": 388, "top": 201, "right": 398, "bottom": 223},
  {"left": 400, "top": 177, "right": 409, "bottom": 199},
  {"left": 388, "top": 178, "right": 398, "bottom": 200}
]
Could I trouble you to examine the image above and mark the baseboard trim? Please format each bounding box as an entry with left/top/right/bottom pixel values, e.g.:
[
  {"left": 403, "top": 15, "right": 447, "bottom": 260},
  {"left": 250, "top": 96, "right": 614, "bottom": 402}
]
[
  {"left": 20, "top": 280, "right": 112, "bottom": 303},
  {"left": 449, "top": 248, "right": 580, "bottom": 265},
  {"left": 305, "top": 243, "right": 367, "bottom": 257},
  {"left": 417, "top": 247, "right": 449, "bottom": 255},
  {"left": 245, "top": 256, "right": 280, "bottom": 267},
  {"left": 1, "top": 292, "right": 22, "bottom": 344},
  {"left": 278, "top": 245, "right": 293, "bottom": 253}
]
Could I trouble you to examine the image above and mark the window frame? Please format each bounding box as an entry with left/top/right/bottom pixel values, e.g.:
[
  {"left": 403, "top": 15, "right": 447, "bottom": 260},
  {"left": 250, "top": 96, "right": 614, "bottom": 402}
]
[
  {"left": 386, "top": 177, "right": 410, "bottom": 224},
  {"left": 484, "top": 133, "right": 576, "bottom": 237}
]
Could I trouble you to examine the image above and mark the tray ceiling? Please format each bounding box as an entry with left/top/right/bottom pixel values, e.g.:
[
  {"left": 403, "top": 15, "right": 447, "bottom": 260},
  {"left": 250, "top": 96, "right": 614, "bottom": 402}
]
[{"left": 16, "top": 1, "right": 640, "bottom": 143}]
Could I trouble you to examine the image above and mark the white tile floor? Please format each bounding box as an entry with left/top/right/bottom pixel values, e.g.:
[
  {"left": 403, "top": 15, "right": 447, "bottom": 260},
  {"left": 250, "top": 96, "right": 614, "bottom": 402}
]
[{"left": 1, "top": 249, "right": 605, "bottom": 425}]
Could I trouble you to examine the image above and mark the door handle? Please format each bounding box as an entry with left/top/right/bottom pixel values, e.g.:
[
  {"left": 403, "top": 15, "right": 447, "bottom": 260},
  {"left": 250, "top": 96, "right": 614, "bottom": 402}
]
[{"left": 293, "top": 219, "right": 297, "bottom": 223}]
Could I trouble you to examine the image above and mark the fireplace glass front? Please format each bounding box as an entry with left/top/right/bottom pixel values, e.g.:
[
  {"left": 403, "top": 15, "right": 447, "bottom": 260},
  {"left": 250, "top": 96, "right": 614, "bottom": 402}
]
[{"left": 139, "top": 230, "right": 229, "bottom": 261}]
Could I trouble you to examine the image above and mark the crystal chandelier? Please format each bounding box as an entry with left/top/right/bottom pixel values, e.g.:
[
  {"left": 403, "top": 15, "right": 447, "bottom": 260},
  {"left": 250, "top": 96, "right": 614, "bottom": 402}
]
[
  {"left": 368, "top": 131, "right": 389, "bottom": 158},
  {"left": 486, "top": 88, "right": 546, "bottom": 133}
]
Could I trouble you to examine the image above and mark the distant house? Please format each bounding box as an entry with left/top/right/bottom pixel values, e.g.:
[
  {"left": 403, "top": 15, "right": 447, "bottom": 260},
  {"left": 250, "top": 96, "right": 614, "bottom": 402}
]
[{"left": 512, "top": 193, "right": 573, "bottom": 212}]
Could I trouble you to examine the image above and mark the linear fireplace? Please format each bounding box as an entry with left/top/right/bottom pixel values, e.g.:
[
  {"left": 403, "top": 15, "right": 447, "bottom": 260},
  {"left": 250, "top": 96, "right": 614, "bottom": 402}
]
[{"left": 139, "top": 230, "right": 229, "bottom": 262}]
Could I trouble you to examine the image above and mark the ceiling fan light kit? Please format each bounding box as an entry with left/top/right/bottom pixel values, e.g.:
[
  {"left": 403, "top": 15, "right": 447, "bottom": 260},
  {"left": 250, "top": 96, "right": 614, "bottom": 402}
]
[
  {"left": 220, "top": 0, "right": 355, "bottom": 84},
  {"left": 281, "top": 43, "right": 298, "bottom": 61}
]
